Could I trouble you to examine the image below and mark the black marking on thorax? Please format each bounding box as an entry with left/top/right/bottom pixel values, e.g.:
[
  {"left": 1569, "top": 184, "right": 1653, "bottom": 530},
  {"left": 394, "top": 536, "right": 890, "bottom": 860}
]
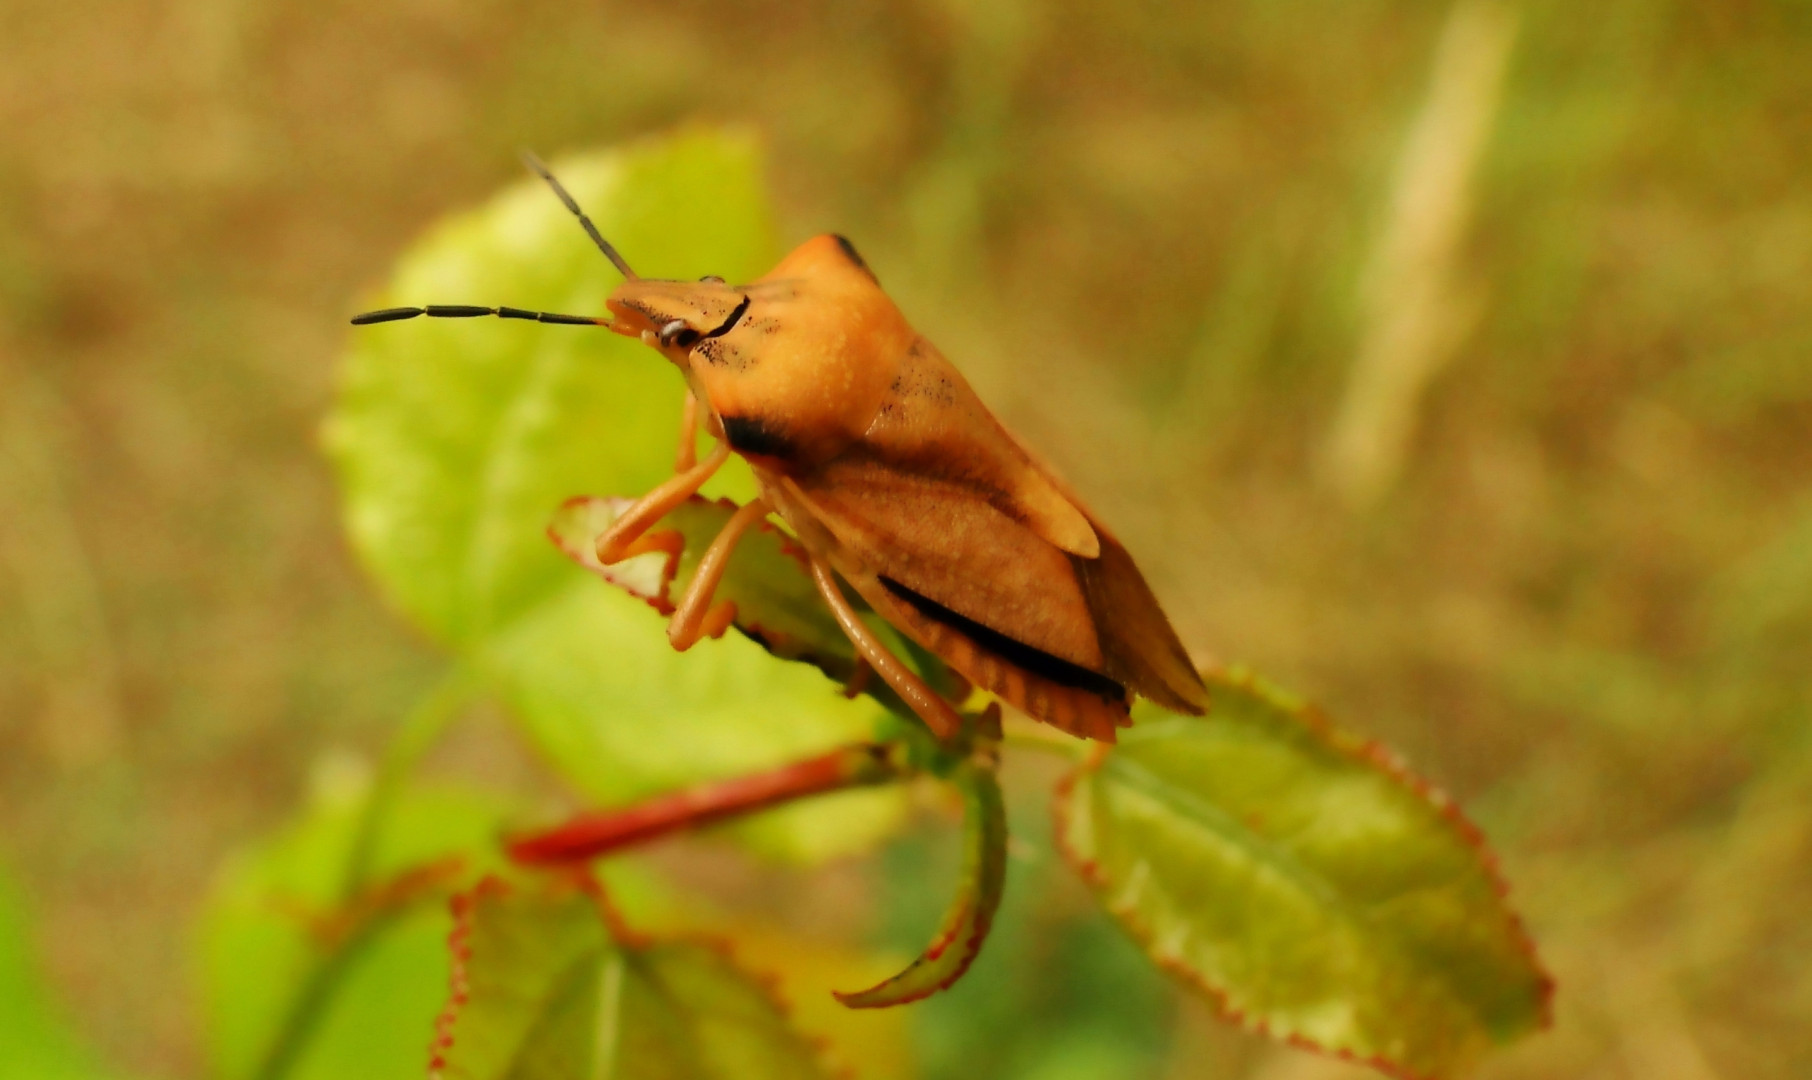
[
  {"left": 877, "top": 576, "right": 1127, "bottom": 702},
  {"left": 721, "top": 414, "right": 797, "bottom": 460},
  {"left": 704, "top": 295, "right": 750, "bottom": 338},
  {"left": 691, "top": 295, "right": 757, "bottom": 369}
]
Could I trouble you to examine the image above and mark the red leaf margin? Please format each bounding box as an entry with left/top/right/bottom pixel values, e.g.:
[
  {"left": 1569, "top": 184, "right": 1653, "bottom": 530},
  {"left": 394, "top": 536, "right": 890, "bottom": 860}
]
[
  {"left": 1050, "top": 668, "right": 1555, "bottom": 1080},
  {"left": 428, "top": 873, "right": 852, "bottom": 1080},
  {"left": 833, "top": 756, "right": 1005, "bottom": 1008}
]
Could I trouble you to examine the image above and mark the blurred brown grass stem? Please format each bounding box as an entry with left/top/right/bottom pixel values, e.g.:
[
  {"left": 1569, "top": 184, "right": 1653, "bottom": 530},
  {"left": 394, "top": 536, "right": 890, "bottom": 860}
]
[
  {"left": 0, "top": 368, "right": 124, "bottom": 767},
  {"left": 1323, "top": 0, "right": 1519, "bottom": 507}
]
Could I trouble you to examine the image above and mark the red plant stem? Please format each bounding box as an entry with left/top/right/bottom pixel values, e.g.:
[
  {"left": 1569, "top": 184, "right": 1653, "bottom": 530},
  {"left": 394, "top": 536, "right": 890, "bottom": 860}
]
[{"left": 508, "top": 741, "right": 908, "bottom": 865}]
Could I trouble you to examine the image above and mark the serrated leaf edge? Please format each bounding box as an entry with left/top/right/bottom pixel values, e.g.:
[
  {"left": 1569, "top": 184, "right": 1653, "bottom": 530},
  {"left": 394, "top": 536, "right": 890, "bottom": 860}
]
[
  {"left": 1050, "top": 668, "right": 1554, "bottom": 1080},
  {"left": 429, "top": 874, "right": 849, "bottom": 1080}
]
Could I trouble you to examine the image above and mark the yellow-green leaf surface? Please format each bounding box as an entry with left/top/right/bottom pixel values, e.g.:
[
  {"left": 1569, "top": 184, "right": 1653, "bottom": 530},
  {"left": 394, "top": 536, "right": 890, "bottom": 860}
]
[
  {"left": 1054, "top": 673, "right": 1551, "bottom": 1080},
  {"left": 325, "top": 130, "right": 897, "bottom": 857},
  {"left": 436, "top": 879, "right": 832, "bottom": 1080},
  {"left": 199, "top": 782, "right": 509, "bottom": 1080}
]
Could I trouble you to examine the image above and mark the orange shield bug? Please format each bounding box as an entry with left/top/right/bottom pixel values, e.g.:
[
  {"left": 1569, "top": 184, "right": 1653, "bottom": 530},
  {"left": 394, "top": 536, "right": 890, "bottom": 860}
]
[{"left": 353, "top": 154, "right": 1206, "bottom": 742}]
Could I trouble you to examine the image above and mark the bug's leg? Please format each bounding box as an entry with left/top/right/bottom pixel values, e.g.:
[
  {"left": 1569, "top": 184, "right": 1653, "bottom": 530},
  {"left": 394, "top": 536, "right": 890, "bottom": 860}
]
[
  {"left": 667, "top": 497, "right": 770, "bottom": 652},
  {"left": 807, "top": 557, "right": 962, "bottom": 741},
  {"left": 615, "top": 526, "right": 684, "bottom": 563},
  {"left": 841, "top": 658, "right": 873, "bottom": 699},
  {"left": 595, "top": 439, "right": 731, "bottom": 564},
  {"left": 674, "top": 391, "right": 700, "bottom": 472}
]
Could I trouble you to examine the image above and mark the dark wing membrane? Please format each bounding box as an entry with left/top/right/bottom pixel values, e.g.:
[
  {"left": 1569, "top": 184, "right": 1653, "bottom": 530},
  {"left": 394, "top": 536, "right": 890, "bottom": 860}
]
[
  {"left": 875, "top": 576, "right": 1125, "bottom": 702},
  {"left": 854, "top": 570, "right": 1129, "bottom": 741}
]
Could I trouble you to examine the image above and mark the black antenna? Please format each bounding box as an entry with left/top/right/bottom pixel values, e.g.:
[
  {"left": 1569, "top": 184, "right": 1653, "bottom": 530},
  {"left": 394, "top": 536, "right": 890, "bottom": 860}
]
[
  {"left": 350, "top": 305, "right": 607, "bottom": 327},
  {"left": 520, "top": 150, "right": 639, "bottom": 280},
  {"left": 349, "top": 153, "right": 638, "bottom": 328}
]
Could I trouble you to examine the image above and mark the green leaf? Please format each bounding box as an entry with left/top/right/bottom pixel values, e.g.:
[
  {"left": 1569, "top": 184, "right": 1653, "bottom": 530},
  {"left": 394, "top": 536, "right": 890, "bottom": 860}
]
[
  {"left": 198, "top": 778, "right": 509, "bottom": 1080},
  {"left": 1053, "top": 672, "right": 1551, "bottom": 1080},
  {"left": 836, "top": 712, "right": 1006, "bottom": 1008},
  {"left": 0, "top": 865, "right": 115, "bottom": 1080},
  {"left": 435, "top": 877, "right": 832, "bottom": 1080},
  {"left": 325, "top": 130, "right": 902, "bottom": 859}
]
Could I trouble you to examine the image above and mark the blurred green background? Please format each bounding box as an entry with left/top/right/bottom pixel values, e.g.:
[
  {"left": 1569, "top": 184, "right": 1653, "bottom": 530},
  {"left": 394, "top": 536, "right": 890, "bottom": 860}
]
[{"left": 1, "top": 0, "right": 1809, "bottom": 1077}]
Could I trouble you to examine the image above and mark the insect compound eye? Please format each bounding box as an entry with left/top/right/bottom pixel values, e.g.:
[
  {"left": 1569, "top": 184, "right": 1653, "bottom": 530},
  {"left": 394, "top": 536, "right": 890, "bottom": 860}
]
[
  {"left": 658, "top": 318, "right": 701, "bottom": 349},
  {"left": 699, "top": 275, "right": 725, "bottom": 284}
]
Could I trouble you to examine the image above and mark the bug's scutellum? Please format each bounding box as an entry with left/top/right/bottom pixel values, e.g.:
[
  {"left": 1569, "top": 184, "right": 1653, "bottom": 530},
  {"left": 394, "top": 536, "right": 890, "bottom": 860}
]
[{"left": 353, "top": 154, "right": 1206, "bottom": 742}]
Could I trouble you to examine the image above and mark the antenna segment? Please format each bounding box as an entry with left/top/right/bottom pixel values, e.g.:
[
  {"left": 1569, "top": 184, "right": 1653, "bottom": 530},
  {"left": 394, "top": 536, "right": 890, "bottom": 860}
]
[
  {"left": 350, "top": 305, "right": 607, "bottom": 326},
  {"left": 520, "top": 150, "right": 640, "bottom": 280}
]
